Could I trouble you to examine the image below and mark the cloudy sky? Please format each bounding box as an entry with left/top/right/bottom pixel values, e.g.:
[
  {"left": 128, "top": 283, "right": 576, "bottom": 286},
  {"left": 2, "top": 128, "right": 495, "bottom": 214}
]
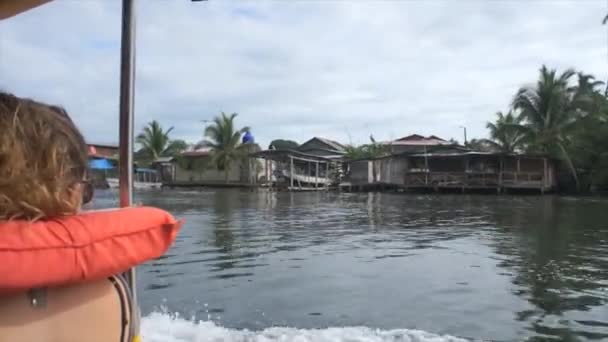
[{"left": 1, "top": 0, "right": 606, "bottom": 148}]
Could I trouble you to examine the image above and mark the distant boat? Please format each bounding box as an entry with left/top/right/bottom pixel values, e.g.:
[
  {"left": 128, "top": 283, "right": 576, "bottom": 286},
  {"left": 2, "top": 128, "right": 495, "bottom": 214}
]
[
  {"left": 107, "top": 168, "right": 162, "bottom": 190},
  {"left": 280, "top": 169, "right": 331, "bottom": 186}
]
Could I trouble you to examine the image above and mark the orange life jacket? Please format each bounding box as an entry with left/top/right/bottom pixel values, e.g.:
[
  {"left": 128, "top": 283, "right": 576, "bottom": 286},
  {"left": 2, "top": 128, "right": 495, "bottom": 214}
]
[
  {"left": 0, "top": 206, "right": 182, "bottom": 342},
  {"left": 0, "top": 206, "right": 182, "bottom": 293}
]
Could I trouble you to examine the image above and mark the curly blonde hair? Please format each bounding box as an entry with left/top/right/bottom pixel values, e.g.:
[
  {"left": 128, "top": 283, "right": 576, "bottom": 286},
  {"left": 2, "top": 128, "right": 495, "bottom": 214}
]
[{"left": 0, "top": 92, "right": 89, "bottom": 221}]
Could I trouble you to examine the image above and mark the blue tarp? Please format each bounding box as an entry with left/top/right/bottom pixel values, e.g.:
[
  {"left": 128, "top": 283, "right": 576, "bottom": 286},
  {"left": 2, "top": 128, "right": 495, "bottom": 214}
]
[
  {"left": 89, "top": 158, "right": 115, "bottom": 170},
  {"left": 242, "top": 131, "right": 254, "bottom": 144}
]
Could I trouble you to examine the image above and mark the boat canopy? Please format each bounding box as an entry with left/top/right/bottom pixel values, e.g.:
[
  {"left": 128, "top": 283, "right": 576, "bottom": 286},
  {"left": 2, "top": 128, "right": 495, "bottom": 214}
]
[{"left": 0, "top": 0, "right": 51, "bottom": 20}]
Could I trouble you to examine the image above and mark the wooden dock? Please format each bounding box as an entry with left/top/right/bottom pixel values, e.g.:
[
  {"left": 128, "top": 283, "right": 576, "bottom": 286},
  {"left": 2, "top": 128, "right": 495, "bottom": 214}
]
[
  {"left": 162, "top": 181, "right": 256, "bottom": 189},
  {"left": 403, "top": 171, "right": 549, "bottom": 193},
  {"left": 341, "top": 171, "right": 552, "bottom": 194}
]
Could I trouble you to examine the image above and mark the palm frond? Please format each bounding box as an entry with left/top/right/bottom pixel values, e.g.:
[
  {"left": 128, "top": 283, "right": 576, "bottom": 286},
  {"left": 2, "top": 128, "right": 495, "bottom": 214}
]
[
  {"left": 200, "top": 111, "right": 248, "bottom": 181},
  {"left": 135, "top": 120, "right": 181, "bottom": 160}
]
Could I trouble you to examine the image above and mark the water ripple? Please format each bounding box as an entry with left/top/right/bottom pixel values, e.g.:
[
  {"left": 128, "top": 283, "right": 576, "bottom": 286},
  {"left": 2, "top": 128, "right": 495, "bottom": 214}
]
[{"left": 91, "top": 190, "right": 608, "bottom": 341}]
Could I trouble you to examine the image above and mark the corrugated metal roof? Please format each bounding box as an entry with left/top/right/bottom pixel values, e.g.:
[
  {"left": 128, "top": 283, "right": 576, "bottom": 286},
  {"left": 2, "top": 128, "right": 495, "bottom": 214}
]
[
  {"left": 410, "top": 151, "right": 495, "bottom": 157},
  {"left": 300, "top": 137, "right": 346, "bottom": 152},
  {"left": 393, "top": 134, "right": 447, "bottom": 142},
  {"left": 252, "top": 149, "right": 337, "bottom": 162},
  {"left": 380, "top": 134, "right": 451, "bottom": 146},
  {"left": 180, "top": 147, "right": 213, "bottom": 157},
  {"left": 315, "top": 137, "right": 346, "bottom": 151},
  {"left": 154, "top": 156, "right": 175, "bottom": 163},
  {"left": 387, "top": 140, "right": 452, "bottom": 146}
]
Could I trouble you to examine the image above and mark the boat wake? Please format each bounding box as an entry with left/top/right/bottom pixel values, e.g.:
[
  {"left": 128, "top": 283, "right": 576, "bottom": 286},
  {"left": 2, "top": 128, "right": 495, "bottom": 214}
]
[{"left": 141, "top": 312, "right": 469, "bottom": 342}]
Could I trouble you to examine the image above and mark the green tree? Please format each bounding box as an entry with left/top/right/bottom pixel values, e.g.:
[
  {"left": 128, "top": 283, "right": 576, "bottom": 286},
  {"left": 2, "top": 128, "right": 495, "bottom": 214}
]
[
  {"left": 344, "top": 136, "right": 388, "bottom": 182},
  {"left": 466, "top": 138, "right": 495, "bottom": 152},
  {"left": 197, "top": 112, "right": 250, "bottom": 182},
  {"left": 135, "top": 120, "right": 187, "bottom": 161},
  {"left": 344, "top": 135, "right": 388, "bottom": 160},
  {"left": 344, "top": 145, "right": 368, "bottom": 160},
  {"left": 269, "top": 139, "right": 299, "bottom": 150},
  {"left": 484, "top": 111, "right": 525, "bottom": 153},
  {"left": 366, "top": 135, "right": 388, "bottom": 158},
  {"left": 512, "top": 65, "right": 592, "bottom": 189},
  {"left": 448, "top": 138, "right": 460, "bottom": 145},
  {"left": 166, "top": 139, "right": 189, "bottom": 155},
  {"left": 567, "top": 83, "right": 608, "bottom": 191}
]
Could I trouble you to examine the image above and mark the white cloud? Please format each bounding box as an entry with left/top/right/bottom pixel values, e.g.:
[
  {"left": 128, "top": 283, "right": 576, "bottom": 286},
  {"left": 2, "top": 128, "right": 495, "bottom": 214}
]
[{"left": 1, "top": 0, "right": 606, "bottom": 147}]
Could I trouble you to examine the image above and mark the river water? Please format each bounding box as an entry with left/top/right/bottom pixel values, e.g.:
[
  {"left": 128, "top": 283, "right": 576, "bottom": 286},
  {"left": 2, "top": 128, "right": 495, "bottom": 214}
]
[{"left": 92, "top": 189, "right": 608, "bottom": 342}]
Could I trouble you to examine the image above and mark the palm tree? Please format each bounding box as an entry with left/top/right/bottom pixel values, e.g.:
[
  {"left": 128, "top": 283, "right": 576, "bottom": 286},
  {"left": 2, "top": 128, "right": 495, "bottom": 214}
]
[
  {"left": 484, "top": 110, "right": 525, "bottom": 153},
  {"left": 511, "top": 65, "right": 592, "bottom": 189},
  {"left": 136, "top": 120, "right": 187, "bottom": 161},
  {"left": 197, "top": 112, "right": 250, "bottom": 182},
  {"left": 367, "top": 135, "right": 388, "bottom": 158},
  {"left": 343, "top": 135, "right": 388, "bottom": 181},
  {"left": 344, "top": 135, "right": 387, "bottom": 160},
  {"left": 466, "top": 138, "right": 493, "bottom": 152},
  {"left": 344, "top": 145, "right": 366, "bottom": 160}
]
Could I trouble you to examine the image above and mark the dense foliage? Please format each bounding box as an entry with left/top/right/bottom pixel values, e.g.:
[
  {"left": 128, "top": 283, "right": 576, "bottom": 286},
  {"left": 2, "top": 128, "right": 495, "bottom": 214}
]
[
  {"left": 482, "top": 65, "right": 608, "bottom": 192},
  {"left": 484, "top": 111, "right": 525, "bottom": 153},
  {"left": 344, "top": 135, "right": 388, "bottom": 160},
  {"left": 269, "top": 139, "right": 299, "bottom": 150}
]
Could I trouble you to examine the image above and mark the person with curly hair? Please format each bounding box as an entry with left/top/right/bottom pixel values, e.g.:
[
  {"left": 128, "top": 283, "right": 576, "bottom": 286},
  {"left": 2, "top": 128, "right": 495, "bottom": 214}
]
[{"left": 0, "top": 91, "right": 93, "bottom": 221}]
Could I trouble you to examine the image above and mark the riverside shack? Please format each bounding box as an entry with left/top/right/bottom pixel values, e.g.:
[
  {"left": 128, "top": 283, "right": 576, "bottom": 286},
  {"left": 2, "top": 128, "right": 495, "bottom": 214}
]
[
  {"left": 345, "top": 147, "right": 556, "bottom": 193},
  {"left": 253, "top": 137, "right": 346, "bottom": 191}
]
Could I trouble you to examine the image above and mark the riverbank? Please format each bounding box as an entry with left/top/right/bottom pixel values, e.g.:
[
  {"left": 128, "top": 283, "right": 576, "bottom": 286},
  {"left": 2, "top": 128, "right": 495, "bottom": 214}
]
[{"left": 156, "top": 181, "right": 607, "bottom": 196}]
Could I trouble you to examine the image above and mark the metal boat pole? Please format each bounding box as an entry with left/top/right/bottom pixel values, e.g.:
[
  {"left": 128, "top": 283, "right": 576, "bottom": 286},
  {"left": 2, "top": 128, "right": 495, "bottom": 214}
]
[{"left": 118, "top": 0, "right": 137, "bottom": 299}]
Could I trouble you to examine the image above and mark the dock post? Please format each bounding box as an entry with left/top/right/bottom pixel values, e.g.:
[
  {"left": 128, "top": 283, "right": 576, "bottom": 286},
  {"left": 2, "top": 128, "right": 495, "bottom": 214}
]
[
  {"left": 543, "top": 157, "right": 547, "bottom": 192},
  {"left": 290, "top": 156, "right": 294, "bottom": 190},
  {"left": 316, "top": 161, "right": 319, "bottom": 189},
  {"left": 265, "top": 159, "right": 269, "bottom": 187},
  {"left": 499, "top": 156, "right": 503, "bottom": 194},
  {"left": 269, "top": 159, "right": 273, "bottom": 191},
  {"left": 326, "top": 162, "right": 330, "bottom": 190}
]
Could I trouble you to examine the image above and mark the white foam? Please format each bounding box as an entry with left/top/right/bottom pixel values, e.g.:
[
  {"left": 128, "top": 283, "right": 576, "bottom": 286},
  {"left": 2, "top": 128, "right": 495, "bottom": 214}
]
[{"left": 141, "top": 312, "right": 468, "bottom": 342}]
